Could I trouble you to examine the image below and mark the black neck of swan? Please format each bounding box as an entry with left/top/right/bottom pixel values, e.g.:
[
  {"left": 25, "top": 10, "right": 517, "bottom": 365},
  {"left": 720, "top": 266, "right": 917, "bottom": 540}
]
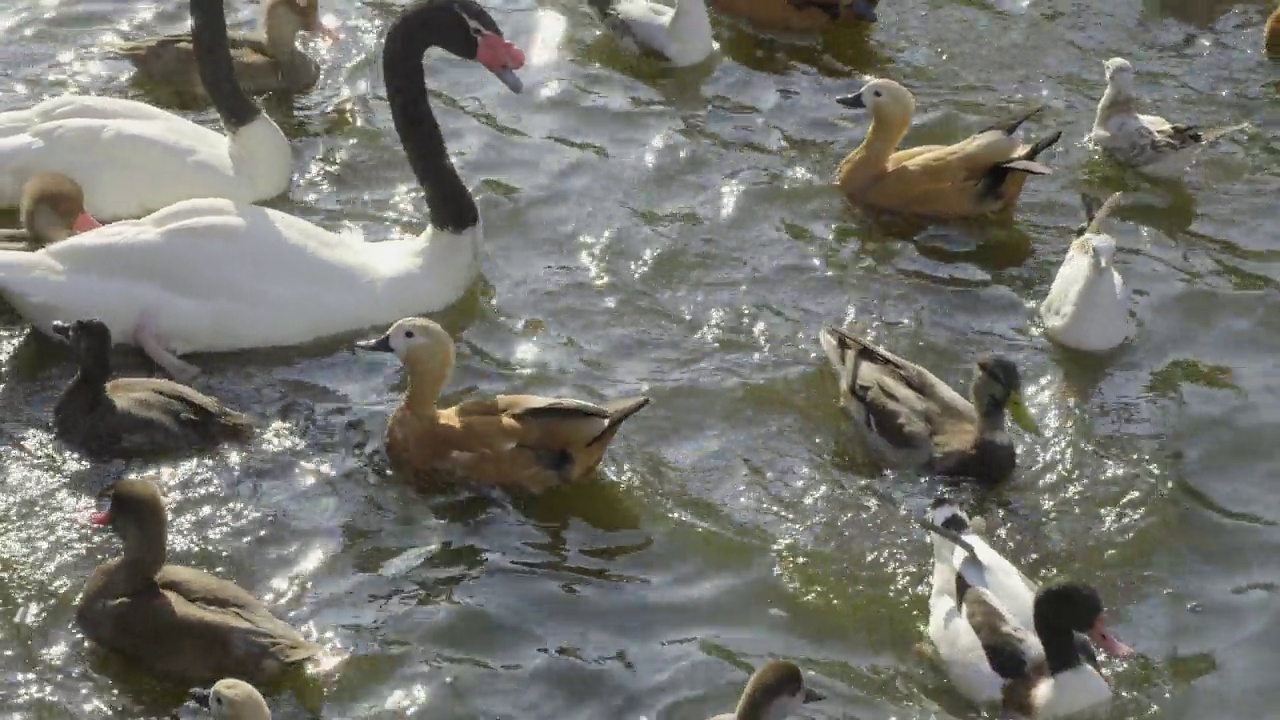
[
  {"left": 191, "top": 0, "right": 262, "bottom": 130},
  {"left": 382, "top": 4, "right": 480, "bottom": 234}
]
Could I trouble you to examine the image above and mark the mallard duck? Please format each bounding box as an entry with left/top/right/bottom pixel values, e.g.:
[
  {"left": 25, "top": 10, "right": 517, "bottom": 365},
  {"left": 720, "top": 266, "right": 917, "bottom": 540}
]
[
  {"left": 112, "top": 0, "right": 340, "bottom": 98},
  {"left": 51, "top": 318, "right": 254, "bottom": 459},
  {"left": 190, "top": 679, "right": 271, "bottom": 719},
  {"left": 818, "top": 327, "right": 1040, "bottom": 484},
  {"left": 1039, "top": 193, "right": 1133, "bottom": 353},
  {"left": 834, "top": 79, "right": 1061, "bottom": 220},
  {"left": 1089, "top": 57, "right": 1248, "bottom": 169},
  {"left": 708, "top": 0, "right": 877, "bottom": 33},
  {"left": 1267, "top": 4, "right": 1280, "bottom": 57},
  {"left": 77, "top": 479, "right": 322, "bottom": 685},
  {"left": 355, "top": 317, "right": 650, "bottom": 493},
  {"left": 709, "top": 661, "right": 824, "bottom": 720},
  {"left": 923, "top": 502, "right": 1133, "bottom": 718},
  {"left": 0, "top": 172, "right": 101, "bottom": 250},
  {"left": 591, "top": 0, "right": 717, "bottom": 67}
]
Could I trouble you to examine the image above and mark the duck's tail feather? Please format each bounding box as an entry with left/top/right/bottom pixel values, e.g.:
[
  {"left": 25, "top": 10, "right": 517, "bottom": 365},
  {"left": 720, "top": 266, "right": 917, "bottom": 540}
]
[
  {"left": 977, "top": 130, "right": 1062, "bottom": 202},
  {"left": 587, "top": 396, "right": 650, "bottom": 446},
  {"left": 980, "top": 105, "right": 1044, "bottom": 137},
  {"left": 1194, "top": 122, "right": 1250, "bottom": 145}
]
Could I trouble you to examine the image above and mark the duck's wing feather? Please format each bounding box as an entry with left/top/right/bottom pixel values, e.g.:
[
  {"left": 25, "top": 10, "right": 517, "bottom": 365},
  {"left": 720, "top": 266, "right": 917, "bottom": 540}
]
[{"left": 956, "top": 566, "right": 1042, "bottom": 681}]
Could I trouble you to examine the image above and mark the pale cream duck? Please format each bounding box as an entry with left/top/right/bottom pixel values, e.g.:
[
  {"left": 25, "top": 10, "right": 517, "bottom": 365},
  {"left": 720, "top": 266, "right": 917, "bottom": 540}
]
[
  {"left": 191, "top": 679, "right": 272, "bottom": 719},
  {"left": 0, "top": 173, "right": 101, "bottom": 250},
  {"left": 356, "top": 317, "right": 650, "bottom": 493},
  {"left": 77, "top": 478, "right": 321, "bottom": 686},
  {"left": 710, "top": 661, "right": 824, "bottom": 720},
  {"left": 834, "top": 78, "right": 1062, "bottom": 220},
  {"left": 112, "top": 0, "right": 339, "bottom": 98},
  {"left": 1039, "top": 193, "right": 1133, "bottom": 353},
  {"left": 819, "top": 327, "right": 1040, "bottom": 484}
]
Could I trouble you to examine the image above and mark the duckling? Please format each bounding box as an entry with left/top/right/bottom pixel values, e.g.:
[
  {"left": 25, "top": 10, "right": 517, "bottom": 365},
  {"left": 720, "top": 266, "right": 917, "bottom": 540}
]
[
  {"left": 191, "top": 679, "right": 272, "bottom": 719},
  {"left": 592, "top": 0, "right": 717, "bottom": 67},
  {"left": 111, "top": 0, "right": 339, "bottom": 97},
  {"left": 51, "top": 318, "right": 254, "bottom": 459},
  {"left": 356, "top": 317, "right": 650, "bottom": 493},
  {"left": 1089, "top": 57, "right": 1248, "bottom": 169},
  {"left": 710, "top": 660, "right": 825, "bottom": 720},
  {"left": 0, "top": 172, "right": 101, "bottom": 250},
  {"left": 819, "top": 327, "right": 1040, "bottom": 484},
  {"left": 708, "top": 0, "right": 877, "bottom": 33},
  {"left": 1039, "top": 193, "right": 1133, "bottom": 353},
  {"left": 1268, "top": 5, "right": 1280, "bottom": 57},
  {"left": 77, "top": 478, "right": 322, "bottom": 686},
  {"left": 834, "top": 79, "right": 1062, "bottom": 220}
]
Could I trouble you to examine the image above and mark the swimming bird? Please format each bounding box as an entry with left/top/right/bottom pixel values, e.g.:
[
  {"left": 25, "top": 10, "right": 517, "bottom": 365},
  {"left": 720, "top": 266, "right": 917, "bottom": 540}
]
[
  {"left": 77, "top": 478, "right": 322, "bottom": 686},
  {"left": 112, "top": 0, "right": 340, "bottom": 98},
  {"left": 707, "top": 0, "right": 877, "bottom": 33},
  {"left": 819, "top": 327, "right": 1040, "bottom": 484},
  {"left": 709, "top": 660, "right": 824, "bottom": 720},
  {"left": 1089, "top": 57, "right": 1248, "bottom": 170},
  {"left": 190, "top": 679, "right": 272, "bottom": 719},
  {"left": 923, "top": 502, "right": 1134, "bottom": 718},
  {"left": 1039, "top": 193, "right": 1133, "bottom": 353},
  {"left": 0, "top": 172, "right": 101, "bottom": 250},
  {"left": 0, "top": 0, "right": 293, "bottom": 220},
  {"left": 834, "top": 79, "right": 1062, "bottom": 220},
  {"left": 0, "top": 0, "right": 525, "bottom": 381},
  {"left": 592, "top": 0, "right": 717, "bottom": 67},
  {"left": 51, "top": 319, "right": 254, "bottom": 460},
  {"left": 355, "top": 317, "right": 650, "bottom": 493}
]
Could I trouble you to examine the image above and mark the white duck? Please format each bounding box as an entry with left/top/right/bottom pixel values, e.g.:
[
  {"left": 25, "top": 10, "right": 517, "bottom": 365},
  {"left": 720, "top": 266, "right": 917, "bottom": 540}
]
[
  {"left": 1089, "top": 57, "right": 1247, "bottom": 170},
  {"left": 191, "top": 678, "right": 272, "bottom": 719},
  {"left": 924, "top": 502, "right": 1134, "bottom": 719},
  {"left": 0, "top": 0, "right": 527, "bottom": 381},
  {"left": 591, "top": 0, "right": 716, "bottom": 67},
  {"left": 1039, "top": 193, "right": 1133, "bottom": 353},
  {"left": 0, "top": 0, "right": 291, "bottom": 220}
]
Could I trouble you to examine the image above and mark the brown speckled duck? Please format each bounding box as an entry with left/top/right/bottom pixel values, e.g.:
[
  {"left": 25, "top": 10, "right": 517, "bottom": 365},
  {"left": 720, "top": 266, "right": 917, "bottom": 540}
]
[
  {"left": 0, "top": 173, "right": 101, "bottom": 250},
  {"left": 112, "top": 0, "right": 339, "bottom": 97},
  {"left": 834, "top": 78, "right": 1061, "bottom": 220},
  {"left": 52, "top": 319, "right": 254, "bottom": 459},
  {"left": 355, "top": 317, "right": 650, "bottom": 493},
  {"left": 190, "top": 678, "right": 273, "bottom": 719},
  {"left": 77, "top": 479, "right": 322, "bottom": 686},
  {"left": 709, "top": 661, "right": 825, "bottom": 720},
  {"left": 709, "top": 0, "right": 876, "bottom": 33}
]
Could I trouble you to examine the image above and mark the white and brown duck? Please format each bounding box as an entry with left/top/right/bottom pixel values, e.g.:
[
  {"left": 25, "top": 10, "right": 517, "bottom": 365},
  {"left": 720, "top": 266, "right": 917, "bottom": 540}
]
[
  {"left": 0, "top": 173, "right": 101, "bottom": 250},
  {"left": 190, "top": 678, "right": 273, "bottom": 719},
  {"left": 112, "top": 0, "right": 339, "bottom": 97},
  {"left": 710, "top": 660, "right": 825, "bottom": 720},
  {"left": 77, "top": 478, "right": 322, "bottom": 686},
  {"left": 52, "top": 318, "right": 254, "bottom": 459}
]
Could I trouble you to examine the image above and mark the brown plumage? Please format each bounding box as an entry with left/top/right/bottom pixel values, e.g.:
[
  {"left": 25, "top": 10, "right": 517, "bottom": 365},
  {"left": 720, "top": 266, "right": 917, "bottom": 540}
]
[
  {"left": 52, "top": 319, "right": 254, "bottom": 460},
  {"left": 1267, "top": 4, "right": 1280, "bottom": 57},
  {"left": 76, "top": 478, "right": 321, "bottom": 686},
  {"left": 111, "top": 0, "right": 337, "bottom": 98},
  {"left": 834, "top": 78, "right": 1061, "bottom": 220},
  {"left": 356, "top": 317, "right": 649, "bottom": 493},
  {"left": 708, "top": 0, "right": 877, "bottom": 32},
  {"left": 0, "top": 172, "right": 101, "bottom": 250},
  {"left": 709, "top": 660, "right": 824, "bottom": 720}
]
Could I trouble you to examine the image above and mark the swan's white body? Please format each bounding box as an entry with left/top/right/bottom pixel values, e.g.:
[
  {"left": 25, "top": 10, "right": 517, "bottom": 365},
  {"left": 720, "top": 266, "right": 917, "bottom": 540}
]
[
  {"left": 1040, "top": 231, "right": 1131, "bottom": 353},
  {"left": 927, "top": 505, "right": 1114, "bottom": 718},
  {"left": 610, "top": 0, "right": 716, "bottom": 67},
  {"left": 0, "top": 96, "right": 291, "bottom": 221},
  {"left": 0, "top": 198, "right": 481, "bottom": 354}
]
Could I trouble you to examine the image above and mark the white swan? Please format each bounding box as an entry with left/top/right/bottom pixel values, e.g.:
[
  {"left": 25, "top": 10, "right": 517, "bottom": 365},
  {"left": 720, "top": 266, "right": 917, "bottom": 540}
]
[
  {"left": 924, "top": 503, "right": 1134, "bottom": 719},
  {"left": 0, "top": 0, "right": 527, "bottom": 380},
  {"left": 592, "top": 0, "right": 717, "bottom": 67},
  {"left": 0, "top": 0, "right": 292, "bottom": 220},
  {"left": 1039, "top": 193, "right": 1133, "bottom": 353}
]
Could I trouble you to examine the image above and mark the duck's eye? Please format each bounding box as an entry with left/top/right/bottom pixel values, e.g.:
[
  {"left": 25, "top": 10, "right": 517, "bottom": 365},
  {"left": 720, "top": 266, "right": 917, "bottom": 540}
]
[
  {"left": 872, "top": 90, "right": 882, "bottom": 98},
  {"left": 404, "top": 330, "right": 415, "bottom": 339},
  {"left": 213, "top": 697, "right": 223, "bottom": 707}
]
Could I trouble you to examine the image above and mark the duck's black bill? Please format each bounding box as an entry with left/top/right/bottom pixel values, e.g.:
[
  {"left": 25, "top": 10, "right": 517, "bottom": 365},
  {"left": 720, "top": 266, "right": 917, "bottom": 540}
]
[
  {"left": 835, "top": 92, "right": 865, "bottom": 109},
  {"left": 803, "top": 687, "right": 826, "bottom": 703},
  {"left": 50, "top": 321, "right": 71, "bottom": 339},
  {"left": 189, "top": 688, "right": 211, "bottom": 708},
  {"left": 355, "top": 334, "right": 394, "bottom": 353}
]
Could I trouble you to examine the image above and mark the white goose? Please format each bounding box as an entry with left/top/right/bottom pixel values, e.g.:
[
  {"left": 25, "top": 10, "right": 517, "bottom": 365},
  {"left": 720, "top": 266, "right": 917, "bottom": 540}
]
[
  {"left": 1039, "top": 193, "right": 1133, "bottom": 354},
  {"left": 0, "top": 0, "right": 527, "bottom": 381},
  {"left": 0, "top": 0, "right": 293, "bottom": 221},
  {"left": 591, "top": 0, "right": 717, "bottom": 67},
  {"left": 924, "top": 503, "right": 1134, "bottom": 719}
]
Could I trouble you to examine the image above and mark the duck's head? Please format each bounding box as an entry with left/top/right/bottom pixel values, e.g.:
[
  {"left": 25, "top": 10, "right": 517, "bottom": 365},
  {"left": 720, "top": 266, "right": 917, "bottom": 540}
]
[
  {"left": 425, "top": 0, "right": 526, "bottom": 93},
  {"left": 50, "top": 318, "right": 113, "bottom": 373},
  {"left": 356, "top": 316, "right": 456, "bottom": 370},
  {"left": 89, "top": 478, "right": 167, "bottom": 550},
  {"left": 264, "top": 0, "right": 340, "bottom": 43},
  {"left": 733, "top": 661, "right": 824, "bottom": 720},
  {"left": 971, "top": 356, "right": 1040, "bottom": 436},
  {"left": 835, "top": 78, "right": 915, "bottom": 131},
  {"left": 191, "top": 678, "right": 272, "bottom": 720},
  {"left": 1103, "top": 57, "right": 1135, "bottom": 92},
  {"left": 1033, "top": 582, "right": 1135, "bottom": 659},
  {"left": 19, "top": 173, "right": 100, "bottom": 247}
]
